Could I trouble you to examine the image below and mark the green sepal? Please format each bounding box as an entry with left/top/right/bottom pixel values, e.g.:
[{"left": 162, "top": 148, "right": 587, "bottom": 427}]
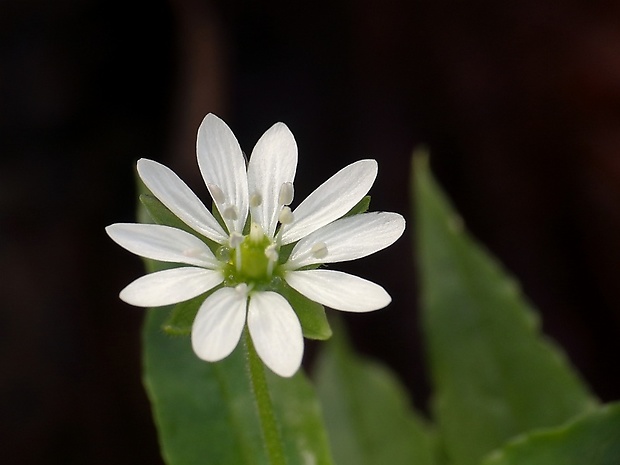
[
  {"left": 276, "top": 281, "right": 332, "bottom": 340},
  {"left": 344, "top": 195, "right": 371, "bottom": 217},
  {"left": 161, "top": 288, "right": 220, "bottom": 335},
  {"left": 140, "top": 193, "right": 220, "bottom": 253}
]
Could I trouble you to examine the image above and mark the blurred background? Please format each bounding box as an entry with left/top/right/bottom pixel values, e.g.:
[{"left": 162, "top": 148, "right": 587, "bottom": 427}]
[{"left": 2, "top": 0, "right": 620, "bottom": 463}]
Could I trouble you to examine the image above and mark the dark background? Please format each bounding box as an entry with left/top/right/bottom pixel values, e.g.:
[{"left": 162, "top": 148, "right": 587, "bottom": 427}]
[{"left": 2, "top": 0, "right": 620, "bottom": 463}]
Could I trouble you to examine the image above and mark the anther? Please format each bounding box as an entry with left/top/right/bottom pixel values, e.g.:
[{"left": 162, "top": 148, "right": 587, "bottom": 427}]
[
  {"left": 265, "top": 244, "right": 279, "bottom": 262},
  {"left": 222, "top": 205, "right": 239, "bottom": 221},
  {"left": 229, "top": 232, "right": 244, "bottom": 249},
  {"left": 207, "top": 183, "right": 226, "bottom": 204},
  {"left": 278, "top": 182, "right": 294, "bottom": 206},
  {"left": 278, "top": 206, "right": 294, "bottom": 224},
  {"left": 235, "top": 283, "right": 249, "bottom": 296},
  {"left": 311, "top": 242, "right": 328, "bottom": 259},
  {"left": 250, "top": 192, "right": 263, "bottom": 208}
]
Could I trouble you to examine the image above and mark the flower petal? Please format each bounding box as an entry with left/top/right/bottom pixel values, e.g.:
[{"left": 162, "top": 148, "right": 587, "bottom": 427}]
[
  {"left": 120, "top": 267, "right": 223, "bottom": 307},
  {"left": 196, "top": 113, "right": 249, "bottom": 234},
  {"left": 247, "top": 122, "right": 298, "bottom": 238},
  {"left": 137, "top": 158, "right": 228, "bottom": 244},
  {"left": 191, "top": 286, "right": 248, "bottom": 362},
  {"left": 280, "top": 159, "right": 377, "bottom": 244},
  {"left": 286, "top": 211, "right": 405, "bottom": 268},
  {"left": 247, "top": 291, "right": 303, "bottom": 377},
  {"left": 106, "top": 223, "right": 219, "bottom": 268},
  {"left": 285, "top": 269, "right": 391, "bottom": 312}
]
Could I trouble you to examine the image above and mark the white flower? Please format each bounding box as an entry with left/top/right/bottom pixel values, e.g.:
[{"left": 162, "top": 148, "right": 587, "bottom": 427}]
[{"left": 106, "top": 113, "right": 405, "bottom": 377}]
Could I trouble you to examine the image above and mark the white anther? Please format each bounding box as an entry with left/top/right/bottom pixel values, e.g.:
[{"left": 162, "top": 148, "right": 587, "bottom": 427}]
[
  {"left": 311, "top": 242, "right": 328, "bottom": 259},
  {"left": 222, "top": 205, "right": 239, "bottom": 221},
  {"left": 249, "top": 222, "right": 265, "bottom": 243},
  {"left": 235, "top": 283, "right": 249, "bottom": 296},
  {"left": 278, "top": 206, "right": 294, "bottom": 224},
  {"left": 265, "top": 244, "right": 279, "bottom": 262},
  {"left": 207, "top": 183, "right": 226, "bottom": 204},
  {"left": 278, "top": 182, "right": 294, "bottom": 206},
  {"left": 229, "top": 232, "right": 244, "bottom": 248},
  {"left": 250, "top": 192, "right": 263, "bottom": 208}
]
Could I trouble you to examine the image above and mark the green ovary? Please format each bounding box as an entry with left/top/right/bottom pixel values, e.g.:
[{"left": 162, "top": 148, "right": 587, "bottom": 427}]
[
  {"left": 224, "top": 231, "right": 279, "bottom": 287},
  {"left": 239, "top": 238, "right": 271, "bottom": 279}
]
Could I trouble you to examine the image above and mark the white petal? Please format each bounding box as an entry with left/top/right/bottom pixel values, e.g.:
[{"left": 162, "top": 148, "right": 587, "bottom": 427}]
[
  {"left": 137, "top": 158, "right": 228, "bottom": 244},
  {"left": 247, "top": 291, "right": 303, "bottom": 377},
  {"left": 191, "top": 286, "right": 248, "bottom": 362},
  {"left": 106, "top": 223, "right": 219, "bottom": 268},
  {"left": 120, "top": 267, "right": 223, "bottom": 307},
  {"left": 247, "top": 122, "right": 297, "bottom": 238},
  {"left": 287, "top": 212, "right": 405, "bottom": 268},
  {"left": 196, "top": 114, "right": 249, "bottom": 234},
  {"left": 285, "top": 269, "right": 391, "bottom": 312},
  {"left": 280, "top": 159, "right": 377, "bottom": 244}
]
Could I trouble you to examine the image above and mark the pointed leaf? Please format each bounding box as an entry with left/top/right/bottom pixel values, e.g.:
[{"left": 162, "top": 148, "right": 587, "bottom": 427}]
[
  {"left": 315, "top": 319, "right": 436, "bottom": 465},
  {"left": 413, "top": 152, "right": 597, "bottom": 465},
  {"left": 482, "top": 403, "right": 620, "bottom": 465}
]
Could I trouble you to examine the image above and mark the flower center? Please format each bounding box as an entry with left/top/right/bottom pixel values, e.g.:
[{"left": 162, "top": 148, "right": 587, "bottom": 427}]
[{"left": 223, "top": 223, "right": 279, "bottom": 287}]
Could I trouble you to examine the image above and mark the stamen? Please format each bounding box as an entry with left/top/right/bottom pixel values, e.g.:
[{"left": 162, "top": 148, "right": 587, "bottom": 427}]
[
  {"left": 250, "top": 192, "right": 263, "bottom": 208},
  {"left": 265, "top": 244, "right": 278, "bottom": 276},
  {"left": 278, "top": 206, "right": 294, "bottom": 224},
  {"left": 207, "top": 183, "right": 226, "bottom": 204},
  {"left": 264, "top": 244, "right": 278, "bottom": 262},
  {"left": 228, "top": 232, "right": 244, "bottom": 272},
  {"left": 278, "top": 182, "right": 294, "bottom": 206},
  {"left": 311, "top": 242, "right": 328, "bottom": 259},
  {"left": 229, "top": 232, "right": 244, "bottom": 249},
  {"left": 235, "top": 283, "right": 249, "bottom": 297},
  {"left": 222, "top": 205, "right": 239, "bottom": 221}
]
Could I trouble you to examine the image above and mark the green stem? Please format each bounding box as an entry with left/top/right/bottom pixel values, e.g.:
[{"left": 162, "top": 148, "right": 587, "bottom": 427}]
[{"left": 245, "top": 328, "right": 287, "bottom": 465}]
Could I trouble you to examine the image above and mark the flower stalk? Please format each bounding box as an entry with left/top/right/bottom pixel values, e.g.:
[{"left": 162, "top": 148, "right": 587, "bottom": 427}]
[{"left": 245, "top": 328, "right": 287, "bottom": 465}]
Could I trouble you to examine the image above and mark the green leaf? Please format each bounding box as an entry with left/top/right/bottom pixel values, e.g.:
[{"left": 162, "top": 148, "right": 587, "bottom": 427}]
[
  {"left": 276, "top": 281, "right": 332, "bottom": 340},
  {"left": 315, "top": 318, "right": 436, "bottom": 465},
  {"left": 143, "top": 308, "right": 335, "bottom": 465},
  {"left": 412, "top": 151, "right": 598, "bottom": 465},
  {"left": 481, "top": 403, "right": 620, "bottom": 465}
]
